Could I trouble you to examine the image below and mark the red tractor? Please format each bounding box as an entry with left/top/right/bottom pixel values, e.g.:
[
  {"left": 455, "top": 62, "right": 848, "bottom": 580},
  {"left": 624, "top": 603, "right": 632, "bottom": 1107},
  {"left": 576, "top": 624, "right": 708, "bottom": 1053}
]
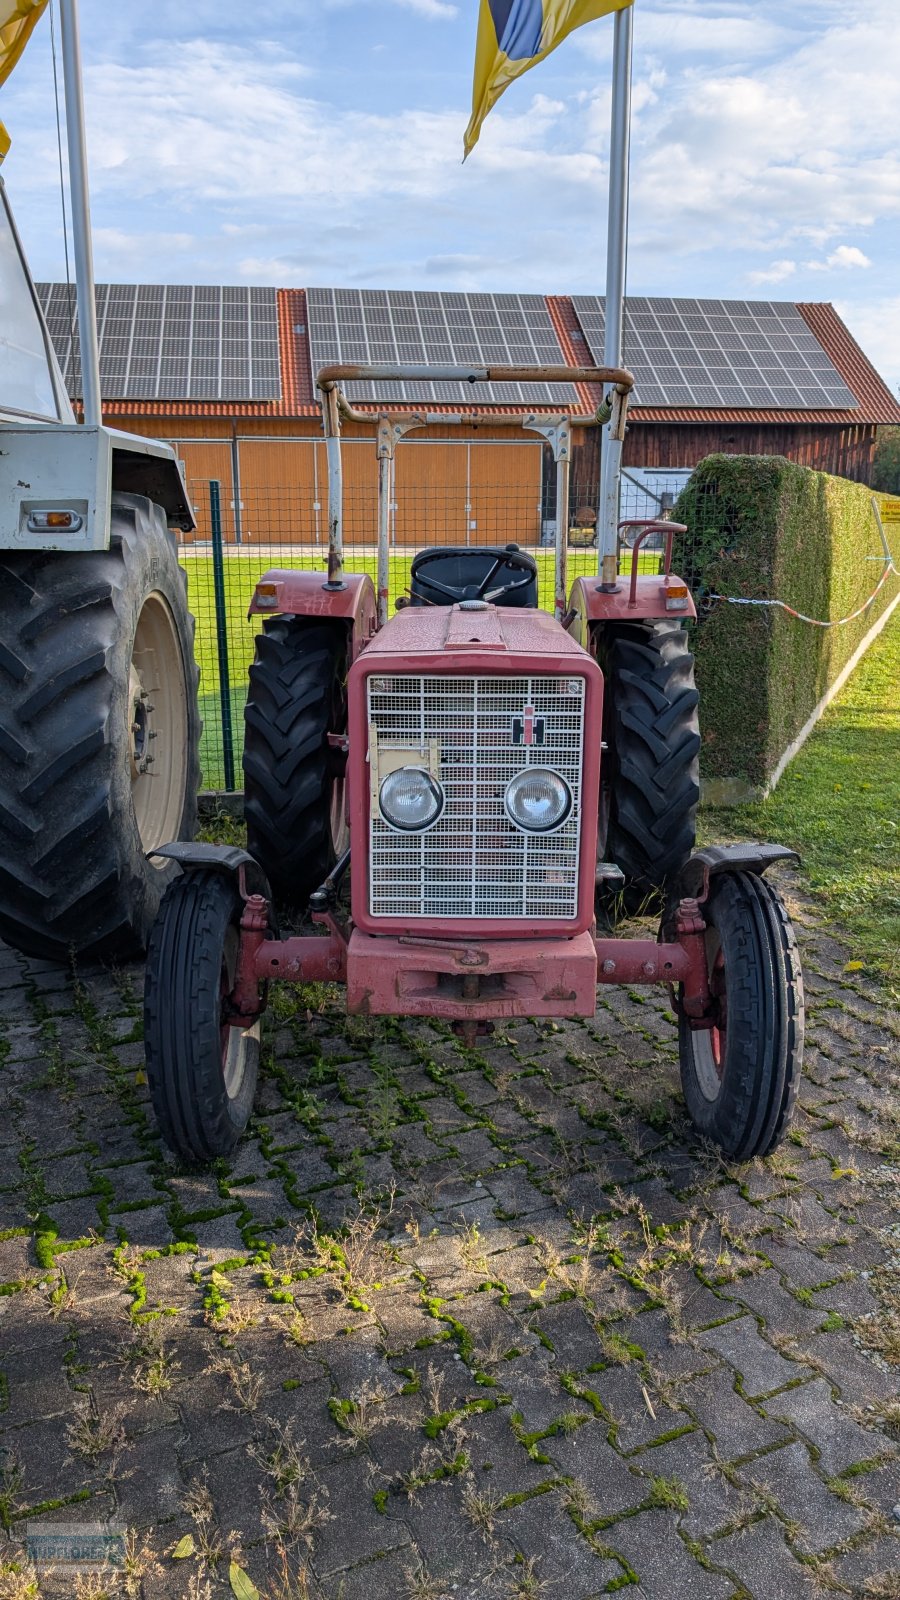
[{"left": 144, "top": 363, "right": 804, "bottom": 1165}]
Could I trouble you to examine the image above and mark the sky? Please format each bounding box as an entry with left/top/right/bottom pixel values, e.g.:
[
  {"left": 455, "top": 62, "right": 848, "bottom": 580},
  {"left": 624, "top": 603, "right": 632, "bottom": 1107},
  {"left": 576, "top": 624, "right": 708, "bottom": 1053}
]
[{"left": 1, "top": 0, "right": 899, "bottom": 395}]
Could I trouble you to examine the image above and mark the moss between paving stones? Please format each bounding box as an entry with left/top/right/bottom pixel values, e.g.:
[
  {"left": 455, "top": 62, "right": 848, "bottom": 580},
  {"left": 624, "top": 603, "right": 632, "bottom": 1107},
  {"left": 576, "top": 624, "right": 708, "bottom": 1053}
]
[{"left": 673, "top": 456, "right": 898, "bottom": 793}]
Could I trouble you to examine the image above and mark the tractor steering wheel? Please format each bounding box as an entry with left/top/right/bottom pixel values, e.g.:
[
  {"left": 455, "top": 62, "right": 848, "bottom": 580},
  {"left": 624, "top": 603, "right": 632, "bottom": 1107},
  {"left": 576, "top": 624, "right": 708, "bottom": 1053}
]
[{"left": 414, "top": 548, "right": 535, "bottom": 605}]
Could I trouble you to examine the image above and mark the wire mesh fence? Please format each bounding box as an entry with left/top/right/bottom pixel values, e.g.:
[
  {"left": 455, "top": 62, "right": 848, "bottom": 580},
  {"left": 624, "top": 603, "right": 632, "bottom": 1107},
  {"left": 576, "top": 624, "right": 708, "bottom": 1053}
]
[{"left": 178, "top": 459, "right": 678, "bottom": 791}]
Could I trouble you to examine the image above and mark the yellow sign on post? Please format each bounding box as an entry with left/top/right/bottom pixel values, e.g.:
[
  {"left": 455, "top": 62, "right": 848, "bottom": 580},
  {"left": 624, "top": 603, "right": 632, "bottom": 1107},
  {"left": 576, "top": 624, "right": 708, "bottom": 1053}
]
[{"left": 465, "top": 0, "right": 633, "bottom": 157}]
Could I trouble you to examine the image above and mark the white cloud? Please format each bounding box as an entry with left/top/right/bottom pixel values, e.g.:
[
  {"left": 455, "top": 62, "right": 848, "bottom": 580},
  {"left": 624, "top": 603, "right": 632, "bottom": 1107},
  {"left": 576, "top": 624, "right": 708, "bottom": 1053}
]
[
  {"left": 326, "top": 0, "right": 457, "bottom": 15},
  {"left": 806, "top": 244, "right": 872, "bottom": 271},
  {"left": 577, "top": 7, "right": 794, "bottom": 62},
  {"left": 748, "top": 259, "right": 796, "bottom": 285}
]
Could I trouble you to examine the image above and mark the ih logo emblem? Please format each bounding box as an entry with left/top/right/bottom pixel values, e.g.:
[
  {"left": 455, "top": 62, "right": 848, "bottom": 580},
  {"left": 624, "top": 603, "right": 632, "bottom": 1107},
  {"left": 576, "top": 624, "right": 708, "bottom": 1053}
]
[{"left": 512, "top": 706, "right": 545, "bottom": 746}]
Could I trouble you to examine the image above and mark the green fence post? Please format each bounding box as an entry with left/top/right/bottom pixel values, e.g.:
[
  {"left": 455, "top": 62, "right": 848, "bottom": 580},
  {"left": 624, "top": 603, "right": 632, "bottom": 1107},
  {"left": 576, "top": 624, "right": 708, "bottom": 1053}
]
[{"left": 209, "top": 480, "right": 236, "bottom": 792}]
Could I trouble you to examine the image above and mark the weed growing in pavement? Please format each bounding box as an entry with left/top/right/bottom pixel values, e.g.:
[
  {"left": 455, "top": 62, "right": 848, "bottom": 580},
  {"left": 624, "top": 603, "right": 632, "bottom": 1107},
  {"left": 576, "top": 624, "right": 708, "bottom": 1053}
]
[
  {"left": 262, "top": 1543, "right": 314, "bottom": 1599},
  {"left": 123, "top": 1320, "right": 179, "bottom": 1397},
  {"left": 180, "top": 1478, "right": 226, "bottom": 1569},
  {"left": 462, "top": 1481, "right": 504, "bottom": 1538},
  {"left": 261, "top": 1482, "right": 333, "bottom": 1550},
  {"left": 327, "top": 1380, "right": 391, "bottom": 1449},
  {"left": 249, "top": 1419, "right": 311, "bottom": 1496},
  {"left": 504, "top": 1555, "right": 549, "bottom": 1598},
  {"left": 119, "top": 1529, "right": 162, "bottom": 1598},
  {"left": 402, "top": 1567, "right": 450, "bottom": 1600},
  {"left": 65, "top": 1400, "right": 126, "bottom": 1465},
  {"left": 205, "top": 1345, "right": 264, "bottom": 1414},
  {"left": 0, "top": 1555, "right": 40, "bottom": 1599}
]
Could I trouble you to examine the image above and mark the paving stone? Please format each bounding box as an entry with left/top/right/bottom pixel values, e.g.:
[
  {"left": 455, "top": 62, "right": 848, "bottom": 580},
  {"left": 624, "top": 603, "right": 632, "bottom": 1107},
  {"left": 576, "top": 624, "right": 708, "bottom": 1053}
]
[
  {"left": 313, "top": 1458, "right": 413, "bottom": 1575},
  {"left": 829, "top": 1530, "right": 900, "bottom": 1588},
  {"left": 849, "top": 1457, "right": 900, "bottom": 1518},
  {"left": 0, "top": 1348, "right": 75, "bottom": 1424},
  {"left": 605, "top": 1508, "right": 734, "bottom": 1598},
  {"left": 637, "top": 1429, "right": 747, "bottom": 1538},
  {"left": 798, "top": 1330, "right": 900, "bottom": 1406},
  {"left": 319, "top": 1548, "right": 423, "bottom": 1600},
  {"left": 501, "top": 1487, "right": 623, "bottom": 1592},
  {"left": 544, "top": 1419, "right": 648, "bottom": 1514},
  {"left": 619, "top": 1308, "right": 716, "bottom": 1379},
  {"left": 398, "top": 1480, "right": 513, "bottom": 1594},
  {"left": 713, "top": 1516, "right": 821, "bottom": 1599},
  {"left": 762, "top": 1378, "right": 888, "bottom": 1474},
  {"left": 740, "top": 1440, "right": 867, "bottom": 1553},
  {"left": 697, "top": 1315, "right": 811, "bottom": 1397},
  {"left": 678, "top": 1369, "right": 791, "bottom": 1460},
  {"left": 591, "top": 1367, "right": 694, "bottom": 1453},
  {"left": 722, "top": 1270, "right": 825, "bottom": 1337},
  {"left": 530, "top": 1298, "right": 601, "bottom": 1368}
]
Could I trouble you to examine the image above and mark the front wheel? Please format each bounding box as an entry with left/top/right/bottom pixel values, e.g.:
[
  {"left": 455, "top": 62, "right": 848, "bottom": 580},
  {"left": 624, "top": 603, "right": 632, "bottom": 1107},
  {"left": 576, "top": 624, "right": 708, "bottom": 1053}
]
[
  {"left": 678, "top": 871, "right": 804, "bottom": 1160},
  {"left": 144, "top": 871, "right": 260, "bottom": 1162}
]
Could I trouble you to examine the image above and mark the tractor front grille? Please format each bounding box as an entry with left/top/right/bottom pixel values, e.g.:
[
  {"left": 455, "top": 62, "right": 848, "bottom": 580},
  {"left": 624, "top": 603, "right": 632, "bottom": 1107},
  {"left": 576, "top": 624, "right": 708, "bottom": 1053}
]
[{"left": 367, "top": 674, "right": 585, "bottom": 920}]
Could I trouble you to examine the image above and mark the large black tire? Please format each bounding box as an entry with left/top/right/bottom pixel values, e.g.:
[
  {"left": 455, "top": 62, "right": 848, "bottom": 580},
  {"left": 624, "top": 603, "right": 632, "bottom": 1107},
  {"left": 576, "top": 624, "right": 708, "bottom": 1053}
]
[
  {"left": 144, "top": 870, "right": 259, "bottom": 1162},
  {"left": 678, "top": 871, "right": 804, "bottom": 1159},
  {"left": 243, "top": 618, "right": 348, "bottom": 907},
  {"left": 0, "top": 494, "right": 201, "bottom": 962},
  {"left": 596, "top": 619, "right": 700, "bottom": 914}
]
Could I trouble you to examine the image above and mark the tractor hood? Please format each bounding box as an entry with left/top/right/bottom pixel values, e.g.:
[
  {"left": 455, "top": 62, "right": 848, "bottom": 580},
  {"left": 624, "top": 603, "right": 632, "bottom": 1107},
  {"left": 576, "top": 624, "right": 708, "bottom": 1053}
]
[{"left": 361, "top": 601, "right": 592, "bottom": 666}]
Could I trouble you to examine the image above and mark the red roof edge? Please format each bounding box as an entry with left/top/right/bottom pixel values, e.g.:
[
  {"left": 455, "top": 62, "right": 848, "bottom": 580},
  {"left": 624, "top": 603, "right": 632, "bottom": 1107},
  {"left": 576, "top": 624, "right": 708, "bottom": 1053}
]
[
  {"left": 546, "top": 295, "right": 599, "bottom": 416},
  {"left": 278, "top": 288, "right": 318, "bottom": 413},
  {"left": 796, "top": 304, "right": 900, "bottom": 426}
]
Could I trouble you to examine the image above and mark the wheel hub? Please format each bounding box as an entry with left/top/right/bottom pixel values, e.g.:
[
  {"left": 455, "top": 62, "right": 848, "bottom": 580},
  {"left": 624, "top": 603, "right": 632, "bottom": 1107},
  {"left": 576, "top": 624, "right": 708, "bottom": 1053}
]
[
  {"left": 693, "top": 941, "right": 727, "bottom": 1102},
  {"left": 129, "top": 592, "right": 189, "bottom": 856}
]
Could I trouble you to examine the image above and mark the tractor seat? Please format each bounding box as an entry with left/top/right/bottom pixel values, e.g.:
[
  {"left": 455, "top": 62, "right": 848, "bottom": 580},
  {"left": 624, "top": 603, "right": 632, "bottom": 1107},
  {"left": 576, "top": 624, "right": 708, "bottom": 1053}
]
[{"left": 409, "top": 544, "right": 538, "bottom": 609}]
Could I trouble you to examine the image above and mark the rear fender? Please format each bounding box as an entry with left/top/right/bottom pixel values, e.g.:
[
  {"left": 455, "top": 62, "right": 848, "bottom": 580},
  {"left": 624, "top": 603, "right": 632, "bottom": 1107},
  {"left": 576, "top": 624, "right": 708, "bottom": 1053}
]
[
  {"left": 566, "top": 573, "right": 696, "bottom": 649},
  {"left": 247, "top": 569, "right": 377, "bottom": 663}
]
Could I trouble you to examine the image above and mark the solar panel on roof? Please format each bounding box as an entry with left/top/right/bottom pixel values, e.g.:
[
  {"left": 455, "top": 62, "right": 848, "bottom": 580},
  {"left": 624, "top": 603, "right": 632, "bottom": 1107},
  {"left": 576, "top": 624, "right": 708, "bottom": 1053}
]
[
  {"left": 571, "top": 295, "right": 857, "bottom": 411},
  {"left": 35, "top": 282, "right": 282, "bottom": 402},
  {"left": 305, "top": 288, "right": 577, "bottom": 406}
]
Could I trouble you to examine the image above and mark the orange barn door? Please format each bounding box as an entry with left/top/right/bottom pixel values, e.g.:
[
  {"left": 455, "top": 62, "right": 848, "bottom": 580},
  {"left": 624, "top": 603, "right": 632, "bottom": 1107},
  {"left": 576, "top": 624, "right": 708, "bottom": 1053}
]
[{"left": 467, "top": 440, "right": 543, "bottom": 548}]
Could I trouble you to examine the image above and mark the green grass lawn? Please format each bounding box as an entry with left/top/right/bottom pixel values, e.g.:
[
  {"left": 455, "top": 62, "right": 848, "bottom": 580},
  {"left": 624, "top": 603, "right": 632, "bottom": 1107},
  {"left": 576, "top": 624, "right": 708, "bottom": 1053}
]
[
  {"left": 182, "top": 545, "right": 660, "bottom": 787},
  {"left": 700, "top": 604, "right": 900, "bottom": 999}
]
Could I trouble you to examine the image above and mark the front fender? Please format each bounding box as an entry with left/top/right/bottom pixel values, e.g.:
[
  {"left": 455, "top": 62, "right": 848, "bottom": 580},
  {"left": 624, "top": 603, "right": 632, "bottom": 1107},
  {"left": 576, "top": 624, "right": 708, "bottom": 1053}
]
[
  {"left": 148, "top": 842, "right": 274, "bottom": 906},
  {"left": 673, "top": 843, "right": 800, "bottom": 902}
]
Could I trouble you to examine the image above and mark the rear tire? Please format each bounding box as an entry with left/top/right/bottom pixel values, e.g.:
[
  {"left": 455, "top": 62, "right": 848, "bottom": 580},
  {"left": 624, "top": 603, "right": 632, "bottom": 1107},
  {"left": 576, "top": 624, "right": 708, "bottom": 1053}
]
[
  {"left": 678, "top": 871, "right": 804, "bottom": 1159},
  {"left": 243, "top": 618, "right": 348, "bottom": 907},
  {"left": 596, "top": 619, "right": 700, "bottom": 915},
  {"left": 144, "top": 870, "right": 259, "bottom": 1162},
  {"left": 0, "top": 495, "right": 201, "bottom": 962}
]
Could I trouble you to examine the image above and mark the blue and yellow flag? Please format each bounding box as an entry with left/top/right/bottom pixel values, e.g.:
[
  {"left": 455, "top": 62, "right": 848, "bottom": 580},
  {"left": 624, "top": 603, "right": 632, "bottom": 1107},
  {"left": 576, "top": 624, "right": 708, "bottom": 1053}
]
[
  {"left": 0, "top": 0, "right": 50, "bottom": 162},
  {"left": 466, "top": 0, "right": 633, "bottom": 157}
]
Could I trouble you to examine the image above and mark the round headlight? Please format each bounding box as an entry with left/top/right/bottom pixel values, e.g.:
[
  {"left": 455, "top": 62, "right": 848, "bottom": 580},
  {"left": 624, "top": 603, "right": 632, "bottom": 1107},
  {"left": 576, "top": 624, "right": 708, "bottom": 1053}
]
[
  {"left": 504, "top": 767, "right": 572, "bottom": 834},
  {"left": 379, "top": 767, "right": 445, "bottom": 832}
]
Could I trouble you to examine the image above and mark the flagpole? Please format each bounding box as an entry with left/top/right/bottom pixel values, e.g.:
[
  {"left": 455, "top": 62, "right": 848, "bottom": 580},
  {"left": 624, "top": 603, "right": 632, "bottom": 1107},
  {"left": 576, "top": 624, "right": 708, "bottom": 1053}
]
[
  {"left": 57, "top": 0, "right": 102, "bottom": 429},
  {"left": 598, "top": 2, "right": 633, "bottom": 587}
]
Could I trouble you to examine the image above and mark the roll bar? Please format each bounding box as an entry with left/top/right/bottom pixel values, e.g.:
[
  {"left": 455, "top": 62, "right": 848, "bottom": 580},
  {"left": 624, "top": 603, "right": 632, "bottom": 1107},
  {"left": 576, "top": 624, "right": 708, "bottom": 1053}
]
[{"left": 315, "top": 362, "right": 635, "bottom": 624}]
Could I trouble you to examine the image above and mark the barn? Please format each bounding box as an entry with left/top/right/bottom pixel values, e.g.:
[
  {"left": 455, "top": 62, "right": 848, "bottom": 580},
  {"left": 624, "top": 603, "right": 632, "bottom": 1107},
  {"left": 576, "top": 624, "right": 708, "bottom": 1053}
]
[{"left": 37, "top": 282, "right": 900, "bottom": 550}]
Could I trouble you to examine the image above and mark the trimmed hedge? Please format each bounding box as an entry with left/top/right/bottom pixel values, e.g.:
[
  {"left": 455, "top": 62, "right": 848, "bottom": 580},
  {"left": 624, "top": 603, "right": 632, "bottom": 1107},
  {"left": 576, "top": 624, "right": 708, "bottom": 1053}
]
[{"left": 673, "top": 454, "right": 898, "bottom": 796}]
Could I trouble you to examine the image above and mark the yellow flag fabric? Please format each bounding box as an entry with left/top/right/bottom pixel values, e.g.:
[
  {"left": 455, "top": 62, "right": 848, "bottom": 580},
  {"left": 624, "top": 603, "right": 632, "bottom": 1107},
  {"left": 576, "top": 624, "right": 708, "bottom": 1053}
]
[
  {"left": 0, "top": 0, "right": 48, "bottom": 162},
  {"left": 0, "top": 0, "right": 49, "bottom": 87},
  {"left": 466, "top": 0, "right": 633, "bottom": 157}
]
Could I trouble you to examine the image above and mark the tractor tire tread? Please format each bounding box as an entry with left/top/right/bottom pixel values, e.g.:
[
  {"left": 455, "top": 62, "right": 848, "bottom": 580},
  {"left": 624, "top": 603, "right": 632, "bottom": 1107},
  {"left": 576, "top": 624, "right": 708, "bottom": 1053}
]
[{"left": 0, "top": 496, "right": 200, "bottom": 961}]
